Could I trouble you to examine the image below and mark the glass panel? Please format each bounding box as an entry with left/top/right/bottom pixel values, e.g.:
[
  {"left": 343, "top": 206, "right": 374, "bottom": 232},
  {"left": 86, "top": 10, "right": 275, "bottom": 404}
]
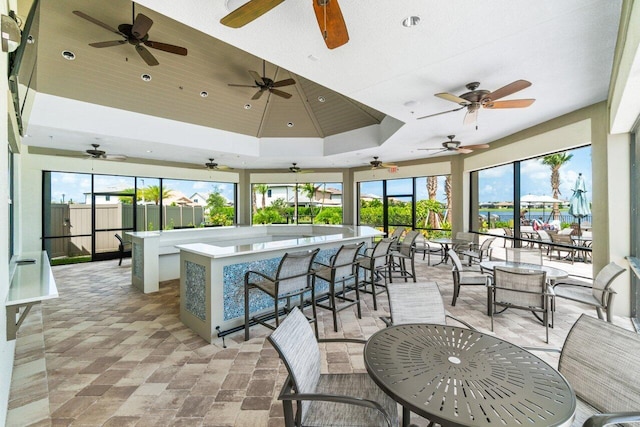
[
  {"left": 359, "top": 181, "right": 383, "bottom": 229},
  {"left": 136, "top": 177, "right": 161, "bottom": 231},
  {"left": 162, "top": 179, "right": 235, "bottom": 229},
  {"left": 251, "top": 182, "right": 342, "bottom": 225},
  {"left": 475, "top": 164, "right": 514, "bottom": 232},
  {"left": 416, "top": 175, "right": 450, "bottom": 238},
  {"left": 386, "top": 178, "right": 412, "bottom": 196},
  {"left": 387, "top": 195, "right": 413, "bottom": 230},
  {"left": 43, "top": 171, "right": 93, "bottom": 264},
  {"left": 94, "top": 174, "right": 135, "bottom": 194}
]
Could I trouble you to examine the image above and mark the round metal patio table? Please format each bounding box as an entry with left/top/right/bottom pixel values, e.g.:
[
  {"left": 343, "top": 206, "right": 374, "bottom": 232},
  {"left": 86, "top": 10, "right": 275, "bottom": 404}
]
[
  {"left": 429, "top": 238, "right": 472, "bottom": 265},
  {"left": 364, "top": 323, "right": 576, "bottom": 427}
]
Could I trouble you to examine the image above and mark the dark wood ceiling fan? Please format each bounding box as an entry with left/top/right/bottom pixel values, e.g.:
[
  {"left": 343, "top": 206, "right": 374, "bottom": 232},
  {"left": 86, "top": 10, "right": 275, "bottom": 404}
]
[
  {"left": 419, "top": 135, "right": 489, "bottom": 155},
  {"left": 220, "top": 0, "right": 349, "bottom": 49},
  {"left": 73, "top": 4, "right": 188, "bottom": 66},
  {"left": 228, "top": 60, "right": 296, "bottom": 100}
]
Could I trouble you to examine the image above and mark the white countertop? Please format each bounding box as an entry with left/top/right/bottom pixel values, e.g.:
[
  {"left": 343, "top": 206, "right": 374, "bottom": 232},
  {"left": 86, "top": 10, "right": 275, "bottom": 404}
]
[
  {"left": 6, "top": 251, "right": 59, "bottom": 306},
  {"left": 176, "top": 226, "right": 383, "bottom": 258}
]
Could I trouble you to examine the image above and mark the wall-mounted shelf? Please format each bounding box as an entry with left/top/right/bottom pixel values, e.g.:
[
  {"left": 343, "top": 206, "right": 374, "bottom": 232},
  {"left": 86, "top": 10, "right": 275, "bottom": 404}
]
[{"left": 5, "top": 251, "right": 58, "bottom": 340}]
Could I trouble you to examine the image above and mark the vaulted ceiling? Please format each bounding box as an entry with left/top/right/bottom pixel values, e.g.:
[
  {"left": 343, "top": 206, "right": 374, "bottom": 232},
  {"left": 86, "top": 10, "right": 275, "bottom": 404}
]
[{"left": 20, "top": 0, "right": 622, "bottom": 170}]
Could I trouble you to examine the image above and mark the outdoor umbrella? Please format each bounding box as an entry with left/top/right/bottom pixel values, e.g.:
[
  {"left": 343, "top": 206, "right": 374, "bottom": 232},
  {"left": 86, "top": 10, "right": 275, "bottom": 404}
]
[{"left": 568, "top": 173, "right": 591, "bottom": 236}]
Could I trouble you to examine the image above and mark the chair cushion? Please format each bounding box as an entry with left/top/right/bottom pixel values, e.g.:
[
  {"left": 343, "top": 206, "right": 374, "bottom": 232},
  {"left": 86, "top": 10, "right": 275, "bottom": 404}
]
[
  {"left": 303, "top": 373, "right": 399, "bottom": 427},
  {"left": 554, "top": 284, "right": 600, "bottom": 307}
]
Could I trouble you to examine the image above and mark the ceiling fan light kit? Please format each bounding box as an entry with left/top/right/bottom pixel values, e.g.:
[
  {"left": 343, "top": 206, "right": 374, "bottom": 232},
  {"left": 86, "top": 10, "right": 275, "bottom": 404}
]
[{"left": 418, "top": 80, "right": 535, "bottom": 126}]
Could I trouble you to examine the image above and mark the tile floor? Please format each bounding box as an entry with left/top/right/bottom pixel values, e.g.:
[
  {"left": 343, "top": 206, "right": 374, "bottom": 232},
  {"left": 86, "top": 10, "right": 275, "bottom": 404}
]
[{"left": 6, "top": 249, "right": 633, "bottom": 426}]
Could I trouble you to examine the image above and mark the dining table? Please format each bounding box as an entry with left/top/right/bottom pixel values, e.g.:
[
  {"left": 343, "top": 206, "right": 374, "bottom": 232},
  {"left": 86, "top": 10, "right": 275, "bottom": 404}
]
[
  {"left": 428, "top": 237, "right": 473, "bottom": 265},
  {"left": 364, "top": 323, "right": 576, "bottom": 427}
]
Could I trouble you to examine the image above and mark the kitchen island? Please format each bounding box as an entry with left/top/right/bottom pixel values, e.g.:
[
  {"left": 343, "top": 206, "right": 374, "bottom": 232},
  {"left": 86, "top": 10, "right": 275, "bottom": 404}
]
[{"left": 174, "top": 225, "right": 382, "bottom": 342}]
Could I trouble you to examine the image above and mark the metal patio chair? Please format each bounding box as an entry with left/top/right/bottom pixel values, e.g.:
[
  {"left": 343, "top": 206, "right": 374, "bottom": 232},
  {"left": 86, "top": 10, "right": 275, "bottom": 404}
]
[
  {"left": 357, "top": 237, "right": 396, "bottom": 311},
  {"left": 244, "top": 248, "right": 319, "bottom": 341},
  {"left": 268, "top": 307, "right": 398, "bottom": 427},
  {"left": 449, "top": 249, "right": 491, "bottom": 307},
  {"left": 313, "top": 242, "right": 364, "bottom": 332},
  {"left": 552, "top": 262, "right": 625, "bottom": 322}
]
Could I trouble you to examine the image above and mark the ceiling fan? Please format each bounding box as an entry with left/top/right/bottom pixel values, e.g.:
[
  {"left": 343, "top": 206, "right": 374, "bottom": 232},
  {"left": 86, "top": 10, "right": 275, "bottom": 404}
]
[
  {"left": 228, "top": 60, "right": 296, "bottom": 100},
  {"left": 289, "top": 163, "right": 313, "bottom": 173},
  {"left": 73, "top": 6, "right": 188, "bottom": 67},
  {"left": 417, "top": 80, "right": 535, "bottom": 126},
  {"left": 369, "top": 156, "right": 396, "bottom": 170},
  {"left": 84, "top": 144, "right": 127, "bottom": 161},
  {"left": 205, "top": 158, "right": 232, "bottom": 170},
  {"left": 220, "top": 0, "right": 349, "bottom": 49},
  {"left": 419, "top": 135, "right": 489, "bottom": 155}
]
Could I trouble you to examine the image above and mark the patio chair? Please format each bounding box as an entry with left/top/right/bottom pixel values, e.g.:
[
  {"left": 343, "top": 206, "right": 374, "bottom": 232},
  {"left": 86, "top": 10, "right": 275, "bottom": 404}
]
[
  {"left": 535, "top": 229, "right": 553, "bottom": 256},
  {"left": 388, "top": 230, "right": 421, "bottom": 282},
  {"left": 244, "top": 248, "right": 319, "bottom": 341},
  {"left": 382, "top": 282, "right": 475, "bottom": 329},
  {"left": 414, "top": 235, "right": 444, "bottom": 265},
  {"left": 114, "top": 233, "right": 131, "bottom": 266},
  {"left": 490, "top": 266, "right": 551, "bottom": 343},
  {"left": 357, "top": 237, "right": 396, "bottom": 311},
  {"left": 313, "top": 242, "right": 364, "bottom": 332},
  {"left": 502, "top": 227, "right": 514, "bottom": 247},
  {"left": 549, "top": 233, "right": 576, "bottom": 264},
  {"left": 526, "top": 314, "right": 640, "bottom": 427},
  {"left": 552, "top": 262, "right": 625, "bottom": 322},
  {"left": 268, "top": 307, "right": 399, "bottom": 427},
  {"left": 505, "top": 247, "right": 543, "bottom": 265},
  {"left": 388, "top": 226, "right": 406, "bottom": 250},
  {"left": 460, "top": 236, "right": 496, "bottom": 265},
  {"left": 454, "top": 231, "right": 475, "bottom": 254},
  {"left": 449, "top": 249, "right": 491, "bottom": 307}
]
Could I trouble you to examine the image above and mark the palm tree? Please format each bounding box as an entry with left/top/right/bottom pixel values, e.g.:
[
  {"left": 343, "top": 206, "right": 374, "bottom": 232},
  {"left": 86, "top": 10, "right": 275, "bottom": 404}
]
[
  {"left": 251, "top": 185, "right": 257, "bottom": 214},
  {"left": 426, "top": 176, "right": 438, "bottom": 228},
  {"left": 301, "top": 183, "right": 318, "bottom": 218},
  {"left": 143, "top": 185, "right": 172, "bottom": 205},
  {"left": 445, "top": 175, "right": 452, "bottom": 223},
  {"left": 255, "top": 184, "right": 269, "bottom": 209},
  {"left": 541, "top": 152, "right": 573, "bottom": 219}
]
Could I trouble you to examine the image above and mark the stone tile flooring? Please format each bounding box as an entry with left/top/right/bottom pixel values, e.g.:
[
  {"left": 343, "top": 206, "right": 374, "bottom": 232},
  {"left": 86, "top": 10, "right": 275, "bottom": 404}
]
[{"left": 6, "top": 251, "right": 634, "bottom": 426}]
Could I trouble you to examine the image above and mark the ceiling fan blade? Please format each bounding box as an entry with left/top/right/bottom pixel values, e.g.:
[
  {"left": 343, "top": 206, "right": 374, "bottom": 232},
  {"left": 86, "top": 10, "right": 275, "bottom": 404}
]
[
  {"left": 135, "top": 44, "right": 159, "bottom": 66},
  {"left": 131, "top": 13, "right": 153, "bottom": 39},
  {"left": 144, "top": 41, "right": 188, "bottom": 56},
  {"left": 73, "top": 11, "right": 124, "bottom": 36},
  {"left": 271, "top": 78, "right": 296, "bottom": 88},
  {"left": 484, "top": 99, "right": 535, "bottom": 109},
  {"left": 435, "top": 92, "right": 470, "bottom": 105},
  {"left": 270, "top": 89, "right": 292, "bottom": 99},
  {"left": 252, "top": 89, "right": 265, "bottom": 100},
  {"left": 313, "top": 0, "right": 349, "bottom": 49},
  {"left": 463, "top": 108, "right": 478, "bottom": 125},
  {"left": 460, "top": 144, "right": 490, "bottom": 150},
  {"left": 220, "top": 0, "right": 285, "bottom": 28},
  {"left": 486, "top": 79, "right": 531, "bottom": 101},
  {"left": 248, "top": 70, "right": 265, "bottom": 85},
  {"left": 456, "top": 148, "right": 473, "bottom": 154},
  {"left": 228, "top": 84, "right": 259, "bottom": 88},
  {"left": 417, "top": 105, "right": 466, "bottom": 120},
  {"left": 104, "top": 154, "right": 127, "bottom": 161},
  {"left": 89, "top": 40, "right": 127, "bottom": 48},
  {"left": 381, "top": 162, "right": 396, "bottom": 168}
]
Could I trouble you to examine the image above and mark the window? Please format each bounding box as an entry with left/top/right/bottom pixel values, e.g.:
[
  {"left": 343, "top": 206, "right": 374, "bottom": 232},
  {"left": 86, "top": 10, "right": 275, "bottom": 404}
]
[
  {"left": 163, "top": 179, "right": 236, "bottom": 228},
  {"left": 251, "top": 182, "right": 343, "bottom": 224},
  {"left": 358, "top": 175, "right": 451, "bottom": 237}
]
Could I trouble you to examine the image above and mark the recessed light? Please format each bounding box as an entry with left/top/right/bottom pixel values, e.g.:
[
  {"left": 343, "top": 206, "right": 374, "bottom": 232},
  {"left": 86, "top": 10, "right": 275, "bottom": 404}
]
[
  {"left": 244, "top": 104, "right": 252, "bottom": 110},
  {"left": 141, "top": 73, "right": 152, "bottom": 82},
  {"left": 402, "top": 16, "right": 420, "bottom": 27},
  {"left": 26, "top": 35, "right": 34, "bottom": 44},
  {"left": 61, "top": 50, "right": 75, "bottom": 60},
  {"left": 287, "top": 122, "right": 294, "bottom": 128},
  {"left": 317, "top": 96, "right": 326, "bottom": 103},
  {"left": 200, "top": 91, "right": 208, "bottom": 98}
]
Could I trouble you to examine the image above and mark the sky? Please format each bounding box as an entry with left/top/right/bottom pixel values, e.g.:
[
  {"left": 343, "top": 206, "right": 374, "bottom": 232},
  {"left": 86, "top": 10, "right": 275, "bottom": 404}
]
[
  {"left": 49, "top": 173, "right": 236, "bottom": 204},
  {"left": 359, "top": 146, "right": 591, "bottom": 204},
  {"left": 48, "top": 146, "right": 590, "bottom": 205}
]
